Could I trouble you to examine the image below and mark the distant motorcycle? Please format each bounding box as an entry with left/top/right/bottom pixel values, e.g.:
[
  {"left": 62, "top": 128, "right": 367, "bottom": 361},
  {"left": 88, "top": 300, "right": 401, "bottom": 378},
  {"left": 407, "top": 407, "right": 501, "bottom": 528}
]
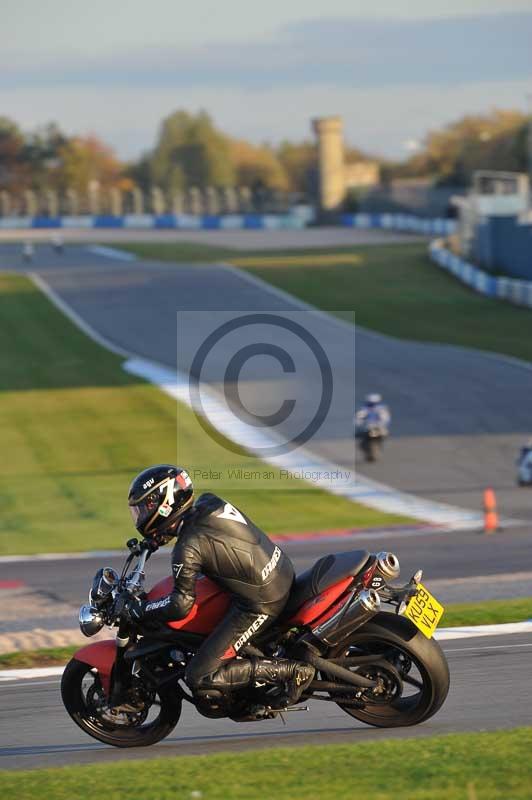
[
  {"left": 357, "top": 421, "right": 387, "bottom": 462},
  {"left": 61, "top": 538, "right": 449, "bottom": 748},
  {"left": 517, "top": 451, "right": 532, "bottom": 486}
]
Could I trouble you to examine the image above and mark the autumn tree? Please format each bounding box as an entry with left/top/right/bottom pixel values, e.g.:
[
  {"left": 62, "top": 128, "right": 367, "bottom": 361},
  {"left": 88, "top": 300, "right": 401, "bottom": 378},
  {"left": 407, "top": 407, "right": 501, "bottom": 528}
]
[
  {"left": 229, "top": 139, "right": 288, "bottom": 190},
  {"left": 400, "top": 110, "right": 529, "bottom": 186},
  {"left": 58, "top": 135, "right": 122, "bottom": 192}
]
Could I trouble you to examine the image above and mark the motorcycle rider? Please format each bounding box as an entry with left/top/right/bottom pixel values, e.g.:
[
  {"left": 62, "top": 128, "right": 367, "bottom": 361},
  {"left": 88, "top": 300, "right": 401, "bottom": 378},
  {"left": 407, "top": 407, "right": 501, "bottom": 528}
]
[
  {"left": 354, "top": 393, "right": 391, "bottom": 435},
  {"left": 517, "top": 438, "right": 532, "bottom": 485},
  {"left": 124, "top": 464, "right": 314, "bottom": 711}
]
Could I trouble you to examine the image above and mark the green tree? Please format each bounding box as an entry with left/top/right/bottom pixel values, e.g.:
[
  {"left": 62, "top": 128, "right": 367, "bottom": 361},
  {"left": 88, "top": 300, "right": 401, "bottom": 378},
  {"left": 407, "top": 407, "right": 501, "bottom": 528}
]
[
  {"left": 277, "top": 140, "right": 316, "bottom": 193},
  {"left": 150, "top": 110, "right": 235, "bottom": 191},
  {"left": 229, "top": 139, "right": 288, "bottom": 190},
  {"left": 58, "top": 135, "right": 122, "bottom": 193},
  {"left": 21, "top": 122, "right": 68, "bottom": 191},
  {"left": 0, "top": 117, "right": 25, "bottom": 190}
]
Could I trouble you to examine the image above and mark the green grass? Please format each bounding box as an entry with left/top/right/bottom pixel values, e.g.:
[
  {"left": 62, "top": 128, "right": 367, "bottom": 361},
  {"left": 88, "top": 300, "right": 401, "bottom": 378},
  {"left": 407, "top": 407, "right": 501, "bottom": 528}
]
[
  {"left": 118, "top": 240, "right": 532, "bottom": 364},
  {"left": 243, "top": 243, "right": 532, "bottom": 363},
  {"left": 441, "top": 596, "right": 532, "bottom": 627},
  {"left": 117, "top": 240, "right": 235, "bottom": 263},
  {"left": 0, "top": 646, "right": 77, "bottom": 669},
  {"left": 2, "top": 596, "right": 530, "bottom": 669},
  {"left": 1, "top": 729, "right": 531, "bottom": 799},
  {"left": 0, "top": 272, "right": 409, "bottom": 555}
]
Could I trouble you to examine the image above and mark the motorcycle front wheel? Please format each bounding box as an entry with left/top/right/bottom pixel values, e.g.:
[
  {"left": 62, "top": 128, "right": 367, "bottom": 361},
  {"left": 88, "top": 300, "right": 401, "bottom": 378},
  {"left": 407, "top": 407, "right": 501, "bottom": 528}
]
[
  {"left": 61, "top": 658, "right": 182, "bottom": 747},
  {"left": 330, "top": 613, "right": 450, "bottom": 728}
]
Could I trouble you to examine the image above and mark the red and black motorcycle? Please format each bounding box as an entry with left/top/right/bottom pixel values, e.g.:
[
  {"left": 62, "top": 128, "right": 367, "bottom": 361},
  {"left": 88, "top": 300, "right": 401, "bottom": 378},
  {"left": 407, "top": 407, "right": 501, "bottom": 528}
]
[{"left": 61, "top": 537, "right": 450, "bottom": 747}]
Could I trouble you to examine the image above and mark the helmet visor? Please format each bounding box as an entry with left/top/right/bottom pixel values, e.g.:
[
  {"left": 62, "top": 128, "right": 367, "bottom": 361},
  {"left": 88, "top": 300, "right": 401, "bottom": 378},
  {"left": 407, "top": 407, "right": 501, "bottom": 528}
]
[{"left": 129, "top": 494, "right": 158, "bottom": 533}]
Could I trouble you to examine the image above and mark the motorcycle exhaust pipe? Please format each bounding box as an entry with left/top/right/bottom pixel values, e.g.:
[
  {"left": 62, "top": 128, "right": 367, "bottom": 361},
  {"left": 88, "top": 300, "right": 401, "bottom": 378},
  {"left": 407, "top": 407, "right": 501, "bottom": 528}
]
[
  {"left": 375, "top": 551, "right": 400, "bottom": 581},
  {"left": 310, "top": 588, "right": 381, "bottom": 647}
]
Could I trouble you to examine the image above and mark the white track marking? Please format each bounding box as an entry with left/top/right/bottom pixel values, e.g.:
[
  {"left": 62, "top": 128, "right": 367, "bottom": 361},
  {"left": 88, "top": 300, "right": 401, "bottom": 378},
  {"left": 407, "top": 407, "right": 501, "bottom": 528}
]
[
  {"left": 1, "top": 626, "right": 531, "bottom": 682},
  {"left": 31, "top": 270, "right": 484, "bottom": 529},
  {"left": 0, "top": 667, "right": 64, "bottom": 682},
  {"left": 445, "top": 642, "right": 532, "bottom": 653},
  {"left": 434, "top": 621, "right": 532, "bottom": 641},
  {"left": 86, "top": 245, "right": 137, "bottom": 261},
  {"left": 29, "top": 272, "right": 134, "bottom": 359},
  {"left": 124, "top": 356, "right": 484, "bottom": 529},
  {"left": 0, "top": 550, "right": 126, "bottom": 563}
]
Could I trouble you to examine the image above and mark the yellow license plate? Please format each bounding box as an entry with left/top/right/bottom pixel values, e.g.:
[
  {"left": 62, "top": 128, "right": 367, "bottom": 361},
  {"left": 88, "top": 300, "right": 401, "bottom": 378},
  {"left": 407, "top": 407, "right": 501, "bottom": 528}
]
[{"left": 403, "top": 583, "right": 444, "bottom": 638}]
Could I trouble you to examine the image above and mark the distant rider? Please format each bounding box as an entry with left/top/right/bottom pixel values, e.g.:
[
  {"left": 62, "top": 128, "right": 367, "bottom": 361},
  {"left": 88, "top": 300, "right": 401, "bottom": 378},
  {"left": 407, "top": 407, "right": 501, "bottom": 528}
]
[
  {"left": 123, "top": 465, "right": 314, "bottom": 712},
  {"left": 517, "top": 439, "right": 532, "bottom": 485},
  {"left": 354, "top": 393, "right": 391, "bottom": 436},
  {"left": 518, "top": 439, "right": 532, "bottom": 465}
]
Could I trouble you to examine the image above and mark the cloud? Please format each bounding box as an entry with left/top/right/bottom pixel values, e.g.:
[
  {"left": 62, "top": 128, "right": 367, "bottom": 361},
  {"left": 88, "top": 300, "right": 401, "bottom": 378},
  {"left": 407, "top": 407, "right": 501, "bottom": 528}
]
[{"left": 0, "top": 13, "right": 531, "bottom": 91}]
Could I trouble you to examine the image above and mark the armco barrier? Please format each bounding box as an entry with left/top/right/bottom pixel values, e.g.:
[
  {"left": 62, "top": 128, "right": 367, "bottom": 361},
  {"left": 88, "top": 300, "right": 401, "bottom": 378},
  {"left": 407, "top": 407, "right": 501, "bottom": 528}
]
[
  {"left": 0, "top": 210, "right": 456, "bottom": 234},
  {"left": 341, "top": 213, "right": 456, "bottom": 236},
  {"left": 429, "top": 239, "right": 532, "bottom": 309},
  {"left": 0, "top": 213, "right": 307, "bottom": 231}
]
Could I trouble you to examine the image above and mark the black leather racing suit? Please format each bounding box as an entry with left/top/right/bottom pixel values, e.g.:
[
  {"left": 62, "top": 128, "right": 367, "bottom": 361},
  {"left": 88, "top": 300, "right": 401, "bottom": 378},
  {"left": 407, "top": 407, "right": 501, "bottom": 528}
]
[{"left": 140, "top": 493, "right": 294, "bottom": 692}]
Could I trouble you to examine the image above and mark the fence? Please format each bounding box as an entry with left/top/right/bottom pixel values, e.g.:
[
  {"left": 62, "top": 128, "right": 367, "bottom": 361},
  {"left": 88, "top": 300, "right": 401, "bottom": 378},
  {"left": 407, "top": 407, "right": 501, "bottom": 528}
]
[
  {"left": 472, "top": 215, "right": 532, "bottom": 280},
  {"left": 356, "top": 184, "right": 464, "bottom": 218},
  {"left": 0, "top": 186, "right": 301, "bottom": 219},
  {"left": 0, "top": 211, "right": 312, "bottom": 231},
  {"left": 341, "top": 213, "right": 456, "bottom": 236},
  {"left": 429, "top": 239, "right": 532, "bottom": 309}
]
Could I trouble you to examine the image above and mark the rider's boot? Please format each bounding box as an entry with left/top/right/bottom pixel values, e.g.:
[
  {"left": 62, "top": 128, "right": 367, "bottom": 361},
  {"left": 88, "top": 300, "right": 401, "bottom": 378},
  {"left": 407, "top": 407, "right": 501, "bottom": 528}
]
[{"left": 253, "top": 658, "right": 315, "bottom": 706}]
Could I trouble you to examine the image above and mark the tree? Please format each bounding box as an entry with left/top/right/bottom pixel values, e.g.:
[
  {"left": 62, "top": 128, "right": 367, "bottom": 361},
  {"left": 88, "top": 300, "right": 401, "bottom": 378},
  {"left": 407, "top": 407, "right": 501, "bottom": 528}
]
[
  {"left": 150, "top": 110, "right": 235, "bottom": 191},
  {"left": 277, "top": 140, "right": 316, "bottom": 194},
  {"left": 20, "top": 122, "right": 69, "bottom": 191},
  {"left": 58, "top": 135, "right": 122, "bottom": 193},
  {"left": 397, "top": 110, "right": 529, "bottom": 186},
  {"left": 0, "top": 117, "right": 24, "bottom": 190},
  {"left": 229, "top": 139, "right": 288, "bottom": 190}
]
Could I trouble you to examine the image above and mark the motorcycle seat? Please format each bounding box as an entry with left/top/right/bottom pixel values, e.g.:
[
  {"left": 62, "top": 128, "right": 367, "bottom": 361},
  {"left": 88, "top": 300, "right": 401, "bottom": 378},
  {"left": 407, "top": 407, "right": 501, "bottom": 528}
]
[{"left": 283, "top": 549, "right": 370, "bottom": 618}]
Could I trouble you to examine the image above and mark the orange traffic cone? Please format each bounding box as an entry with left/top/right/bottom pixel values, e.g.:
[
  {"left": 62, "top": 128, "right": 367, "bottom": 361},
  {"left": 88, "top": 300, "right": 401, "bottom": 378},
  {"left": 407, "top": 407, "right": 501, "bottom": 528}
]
[{"left": 483, "top": 488, "right": 499, "bottom": 534}]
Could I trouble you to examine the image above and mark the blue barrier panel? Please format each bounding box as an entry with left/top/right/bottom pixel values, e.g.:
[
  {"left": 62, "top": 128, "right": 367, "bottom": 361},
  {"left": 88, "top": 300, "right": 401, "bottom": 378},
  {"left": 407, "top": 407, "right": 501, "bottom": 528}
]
[
  {"left": 243, "top": 214, "right": 263, "bottom": 229},
  {"left": 154, "top": 214, "right": 177, "bottom": 229},
  {"left": 32, "top": 217, "right": 62, "bottom": 228},
  {"left": 93, "top": 215, "right": 124, "bottom": 228},
  {"left": 486, "top": 275, "right": 498, "bottom": 297},
  {"left": 201, "top": 215, "right": 222, "bottom": 230},
  {"left": 340, "top": 213, "right": 354, "bottom": 227}
]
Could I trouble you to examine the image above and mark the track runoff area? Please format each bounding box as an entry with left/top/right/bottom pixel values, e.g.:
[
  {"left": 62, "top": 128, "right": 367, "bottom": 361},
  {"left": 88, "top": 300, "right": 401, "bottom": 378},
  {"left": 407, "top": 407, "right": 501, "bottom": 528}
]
[{"left": 0, "top": 229, "right": 531, "bottom": 790}]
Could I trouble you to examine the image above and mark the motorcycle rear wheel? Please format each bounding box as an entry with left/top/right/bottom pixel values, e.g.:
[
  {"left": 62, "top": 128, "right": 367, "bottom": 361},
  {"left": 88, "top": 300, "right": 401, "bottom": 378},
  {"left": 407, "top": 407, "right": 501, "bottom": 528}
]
[
  {"left": 61, "top": 658, "right": 182, "bottom": 747},
  {"left": 330, "top": 614, "right": 449, "bottom": 728}
]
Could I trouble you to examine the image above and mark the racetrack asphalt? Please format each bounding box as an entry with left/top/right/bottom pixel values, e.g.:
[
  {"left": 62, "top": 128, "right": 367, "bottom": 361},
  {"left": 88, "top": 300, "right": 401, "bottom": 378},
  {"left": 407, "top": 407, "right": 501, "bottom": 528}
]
[
  {"left": 1, "top": 527, "right": 531, "bottom": 654},
  {"left": 1, "top": 232, "right": 531, "bottom": 766},
  {"left": 2, "top": 239, "right": 532, "bottom": 522},
  {"left": 1, "top": 632, "right": 531, "bottom": 770}
]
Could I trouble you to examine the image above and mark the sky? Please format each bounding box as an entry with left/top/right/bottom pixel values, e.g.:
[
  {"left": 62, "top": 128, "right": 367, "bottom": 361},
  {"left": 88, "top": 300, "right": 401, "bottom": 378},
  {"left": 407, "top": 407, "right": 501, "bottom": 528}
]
[{"left": 1, "top": 0, "right": 531, "bottom": 159}]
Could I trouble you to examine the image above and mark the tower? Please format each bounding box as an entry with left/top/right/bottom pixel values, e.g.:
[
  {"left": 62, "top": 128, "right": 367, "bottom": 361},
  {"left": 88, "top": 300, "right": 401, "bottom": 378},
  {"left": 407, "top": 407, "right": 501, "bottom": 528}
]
[{"left": 312, "top": 116, "right": 345, "bottom": 212}]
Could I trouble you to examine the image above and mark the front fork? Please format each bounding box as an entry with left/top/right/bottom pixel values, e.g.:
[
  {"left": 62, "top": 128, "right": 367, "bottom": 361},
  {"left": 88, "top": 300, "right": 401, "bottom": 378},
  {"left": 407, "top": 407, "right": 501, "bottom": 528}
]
[{"left": 109, "top": 622, "right": 133, "bottom": 706}]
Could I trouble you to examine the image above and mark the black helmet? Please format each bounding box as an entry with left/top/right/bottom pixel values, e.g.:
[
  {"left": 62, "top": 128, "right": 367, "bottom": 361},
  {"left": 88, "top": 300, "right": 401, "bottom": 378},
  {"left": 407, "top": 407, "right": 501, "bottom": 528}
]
[{"left": 128, "top": 464, "right": 194, "bottom": 543}]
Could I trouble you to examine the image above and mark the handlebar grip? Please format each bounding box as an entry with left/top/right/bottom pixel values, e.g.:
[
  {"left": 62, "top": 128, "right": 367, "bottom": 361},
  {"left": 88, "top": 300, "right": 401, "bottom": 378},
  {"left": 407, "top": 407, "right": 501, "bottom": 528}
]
[{"left": 141, "top": 538, "right": 159, "bottom": 553}]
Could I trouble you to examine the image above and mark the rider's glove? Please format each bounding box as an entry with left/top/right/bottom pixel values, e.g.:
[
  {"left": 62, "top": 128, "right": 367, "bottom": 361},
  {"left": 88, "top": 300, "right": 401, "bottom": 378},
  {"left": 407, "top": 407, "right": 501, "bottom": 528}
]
[{"left": 115, "top": 593, "right": 144, "bottom": 623}]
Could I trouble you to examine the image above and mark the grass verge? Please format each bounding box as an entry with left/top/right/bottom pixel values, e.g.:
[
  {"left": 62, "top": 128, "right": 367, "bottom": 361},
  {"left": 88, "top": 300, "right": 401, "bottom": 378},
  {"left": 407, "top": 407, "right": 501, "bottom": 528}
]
[
  {"left": 118, "top": 240, "right": 532, "bottom": 364},
  {"left": 440, "top": 596, "right": 532, "bottom": 628},
  {"left": 1, "top": 728, "right": 531, "bottom": 799},
  {"left": 0, "top": 272, "right": 409, "bottom": 555},
  {"left": 2, "top": 596, "right": 530, "bottom": 669},
  {"left": 0, "top": 646, "right": 77, "bottom": 669}
]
